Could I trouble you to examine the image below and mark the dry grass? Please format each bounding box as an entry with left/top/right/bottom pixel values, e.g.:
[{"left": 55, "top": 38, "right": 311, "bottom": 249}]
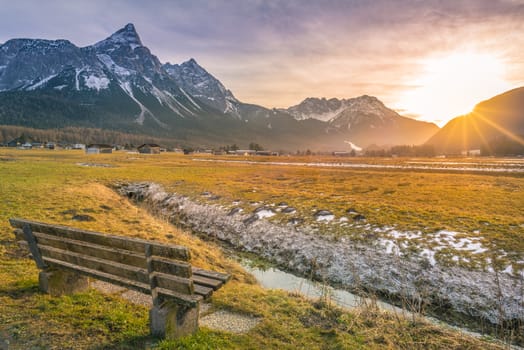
[{"left": 0, "top": 148, "right": 515, "bottom": 349}]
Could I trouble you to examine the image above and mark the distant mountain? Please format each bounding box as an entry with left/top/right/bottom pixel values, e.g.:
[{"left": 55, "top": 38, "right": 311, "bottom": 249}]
[
  {"left": 0, "top": 23, "right": 439, "bottom": 150},
  {"left": 282, "top": 96, "right": 439, "bottom": 147},
  {"left": 425, "top": 87, "right": 524, "bottom": 154}
]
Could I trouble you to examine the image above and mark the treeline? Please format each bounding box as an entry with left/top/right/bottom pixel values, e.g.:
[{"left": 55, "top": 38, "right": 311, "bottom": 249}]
[
  {"left": 0, "top": 125, "right": 179, "bottom": 147},
  {"left": 480, "top": 136, "right": 524, "bottom": 156},
  {"left": 365, "top": 144, "right": 436, "bottom": 157}
]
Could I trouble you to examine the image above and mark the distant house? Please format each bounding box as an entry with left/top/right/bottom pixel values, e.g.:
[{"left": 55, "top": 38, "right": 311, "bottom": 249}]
[
  {"left": 256, "top": 151, "right": 279, "bottom": 156},
  {"left": 86, "top": 144, "right": 113, "bottom": 154},
  {"left": 231, "top": 150, "right": 257, "bottom": 156},
  {"left": 461, "top": 149, "right": 481, "bottom": 156},
  {"left": 19, "top": 143, "right": 33, "bottom": 150},
  {"left": 7, "top": 139, "right": 20, "bottom": 148},
  {"left": 72, "top": 144, "right": 86, "bottom": 150},
  {"left": 137, "top": 143, "right": 161, "bottom": 154}
]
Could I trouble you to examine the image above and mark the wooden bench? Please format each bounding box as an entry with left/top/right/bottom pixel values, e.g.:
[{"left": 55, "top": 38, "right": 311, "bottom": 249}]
[{"left": 9, "top": 218, "right": 231, "bottom": 339}]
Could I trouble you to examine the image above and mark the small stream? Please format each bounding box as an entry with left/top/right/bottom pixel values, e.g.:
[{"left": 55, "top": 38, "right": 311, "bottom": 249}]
[
  {"left": 243, "top": 262, "right": 400, "bottom": 312},
  {"left": 241, "top": 261, "right": 522, "bottom": 347},
  {"left": 118, "top": 182, "right": 523, "bottom": 347}
]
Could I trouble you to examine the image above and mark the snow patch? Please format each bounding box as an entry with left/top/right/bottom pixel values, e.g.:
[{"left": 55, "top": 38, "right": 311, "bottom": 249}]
[
  {"left": 180, "top": 88, "right": 202, "bottom": 110},
  {"left": 316, "top": 214, "right": 335, "bottom": 222},
  {"left": 75, "top": 67, "right": 85, "bottom": 90},
  {"left": 26, "top": 74, "right": 57, "bottom": 90},
  {"left": 84, "top": 75, "right": 110, "bottom": 91},
  {"left": 256, "top": 209, "right": 275, "bottom": 219},
  {"left": 344, "top": 140, "right": 362, "bottom": 151},
  {"left": 97, "top": 54, "right": 133, "bottom": 77}
]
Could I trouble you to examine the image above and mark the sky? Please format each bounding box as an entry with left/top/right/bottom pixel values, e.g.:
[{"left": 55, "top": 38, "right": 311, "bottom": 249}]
[{"left": 1, "top": 0, "right": 523, "bottom": 126}]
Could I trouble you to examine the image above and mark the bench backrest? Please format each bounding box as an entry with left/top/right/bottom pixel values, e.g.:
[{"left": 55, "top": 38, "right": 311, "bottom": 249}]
[{"left": 10, "top": 218, "right": 203, "bottom": 306}]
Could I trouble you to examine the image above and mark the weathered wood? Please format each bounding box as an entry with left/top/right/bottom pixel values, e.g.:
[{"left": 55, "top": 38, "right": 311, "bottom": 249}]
[
  {"left": 42, "top": 256, "right": 202, "bottom": 306},
  {"left": 156, "top": 288, "right": 203, "bottom": 307},
  {"left": 10, "top": 218, "right": 190, "bottom": 261},
  {"left": 145, "top": 244, "right": 159, "bottom": 307},
  {"left": 22, "top": 224, "right": 47, "bottom": 269},
  {"left": 11, "top": 218, "right": 229, "bottom": 310},
  {"left": 37, "top": 244, "right": 150, "bottom": 285},
  {"left": 17, "top": 230, "right": 147, "bottom": 269},
  {"left": 151, "top": 257, "right": 192, "bottom": 278},
  {"left": 150, "top": 245, "right": 191, "bottom": 261},
  {"left": 192, "top": 267, "right": 231, "bottom": 283},
  {"left": 193, "top": 284, "right": 214, "bottom": 299},
  {"left": 191, "top": 274, "right": 224, "bottom": 290},
  {"left": 153, "top": 272, "right": 194, "bottom": 295},
  {"left": 44, "top": 256, "right": 151, "bottom": 294}
]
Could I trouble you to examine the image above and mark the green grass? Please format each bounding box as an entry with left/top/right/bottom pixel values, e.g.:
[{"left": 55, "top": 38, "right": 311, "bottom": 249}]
[{"left": 0, "top": 149, "right": 518, "bottom": 349}]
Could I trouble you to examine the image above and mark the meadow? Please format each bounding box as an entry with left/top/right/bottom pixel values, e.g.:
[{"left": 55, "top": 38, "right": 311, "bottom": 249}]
[{"left": 0, "top": 148, "right": 522, "bottom": 349}]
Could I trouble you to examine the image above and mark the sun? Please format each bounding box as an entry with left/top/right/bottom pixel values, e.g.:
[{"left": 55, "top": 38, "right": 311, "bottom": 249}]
[{"left": 396, "top": 51, "right": 512, "bottom": 127}]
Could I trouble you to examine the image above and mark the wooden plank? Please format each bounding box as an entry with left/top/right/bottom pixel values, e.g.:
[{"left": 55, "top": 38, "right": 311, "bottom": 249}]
[
  {"left": 191, "top": 274, "right": 223, "bottom": 291},
  {"left": 192, "top": 267, "right": 231, "bottom": 283},
  {"left": 37, "top": 245, "right": 150, "bottom": 285},
  {"left": 151, "top": 257, "right": 192, "bottom": 278},
  {"left": 150, "top": 245, "right": 191, "bottom": 261},
  {"left": 10, "top": 218, "right": 190, "bottom": 261},
  {"left": 193, "top": 284, "right": 214, "bottom": 299},
  {"left": 43, "top": 256, "right": 151, "bottom": 293},
  {"left": 41, "top": 257, "right": 202, "bottom": 306},
  {"left": 27, "top": 231, "right": 147, "bottom": 269},
  {"left": 22, "top": 224, "right": 47, "bottom": 269},
  {"left": 145, "top": 244, "right": 159, "bottom": 307},
  {"left": 156, "top": 288, "right": 202, "bottom": 307},
  {"left": 153, "top": 272, "right": 194, "bottom": 295}
]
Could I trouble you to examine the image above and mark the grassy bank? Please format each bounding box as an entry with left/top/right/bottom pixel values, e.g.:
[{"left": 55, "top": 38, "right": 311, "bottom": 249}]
[{"left": 0, "top": 149, "right": 518, "bottom": 348}]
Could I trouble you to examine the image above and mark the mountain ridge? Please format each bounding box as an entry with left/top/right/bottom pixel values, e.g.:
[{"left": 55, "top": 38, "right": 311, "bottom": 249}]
[
  {"left": 0, "top": 23, "right": 439, "bottom": 150},
  {"left": 425, "top": 87, "right": 524, "bottom": 154}
]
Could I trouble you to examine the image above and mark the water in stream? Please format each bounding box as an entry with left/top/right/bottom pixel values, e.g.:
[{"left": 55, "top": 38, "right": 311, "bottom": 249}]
[
  {"left": 241, "top": 262, "right": 512, "bottom": 346},
  {"left": 243, "top": 263, "right": 401, "bottom": 313}
]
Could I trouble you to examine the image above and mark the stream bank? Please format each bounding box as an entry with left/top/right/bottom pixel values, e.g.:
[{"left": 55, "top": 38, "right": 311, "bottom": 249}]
[{"left": 116, "top": 182, "right": 524, "bottom": 344}]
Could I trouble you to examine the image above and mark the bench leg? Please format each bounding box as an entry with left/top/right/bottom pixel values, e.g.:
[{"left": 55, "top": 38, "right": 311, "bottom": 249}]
[
  {"left": 149, "top": 302, "right": 199, "bottom": 339},
  {"left": 39, "top": 269, "right": 89, "bottom": 296}
]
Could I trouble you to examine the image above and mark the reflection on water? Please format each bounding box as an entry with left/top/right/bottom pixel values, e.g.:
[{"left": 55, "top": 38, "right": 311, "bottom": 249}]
[{"left": 243, "top": 264, "right": 400, "bottom": 313}]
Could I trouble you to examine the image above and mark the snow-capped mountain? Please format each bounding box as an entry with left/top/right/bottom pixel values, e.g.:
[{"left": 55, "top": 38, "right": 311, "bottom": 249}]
[
  {"left": 0, "top": 23, "right": 204, "bottom": 128},
  {"left": 284, "top": 95, "right": 404, "bottom": 125},
  {"left": 0, "top": 23, "right": 440, "bottom": 150},
  {"left": 164, "top": 59, "right": 241, "bottom": 117},
  {"left": 282, "top": 96, "right": 439, "bottom": 145}
]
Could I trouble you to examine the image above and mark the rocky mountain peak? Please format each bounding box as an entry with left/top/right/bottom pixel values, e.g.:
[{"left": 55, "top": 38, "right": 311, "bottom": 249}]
[
  {"left": 94, "top": 23, "right": 143, "bottom": 50},
  {"left": 283, "top": 94, "right": 394, "bottom": 123},
  {"left": 163, "top": 58, "right": 240, "bottom": 116}
]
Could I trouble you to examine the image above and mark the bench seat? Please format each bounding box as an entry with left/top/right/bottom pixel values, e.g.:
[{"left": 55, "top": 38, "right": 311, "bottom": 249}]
[{"left": 10, "top": 217, "right": 231, "bottom": 339}]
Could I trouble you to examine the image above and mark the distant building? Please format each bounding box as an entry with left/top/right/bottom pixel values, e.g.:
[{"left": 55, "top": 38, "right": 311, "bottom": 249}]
[
  {"left": 231, "top": 150, "right": 257, "bottom": 156},
  {"left": 256, "top": 151, "right": 279, "bottom": 156},
  {"left": 461, "top": 149, "right": 481, "bottom": 156},
  {"left": 7, "top": 139, "right": 20, "bottom": 147},
  {"left": 18, "top": 143, "right": 33, "bottom": 150},
  {"left": 137, "top": 143, "right": 161, "bottom": 154},
  {"left": 86, "top": 144, "right": 113, "bottom": 154}
]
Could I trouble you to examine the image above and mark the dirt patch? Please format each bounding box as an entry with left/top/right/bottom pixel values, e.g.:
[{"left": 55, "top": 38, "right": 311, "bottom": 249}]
[{"left": 200, "top": 310, "right": 262, "bottom": 334}]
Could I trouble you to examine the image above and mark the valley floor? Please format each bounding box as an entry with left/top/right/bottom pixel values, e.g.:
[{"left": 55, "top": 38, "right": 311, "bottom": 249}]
[{"left": 0, "top": 149, "right": 522, "bottom": 348}]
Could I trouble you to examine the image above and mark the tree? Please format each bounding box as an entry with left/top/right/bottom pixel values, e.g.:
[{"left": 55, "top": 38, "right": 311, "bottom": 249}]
[{"left": 248, "top": 142, "right": 263, "bottom": 151}]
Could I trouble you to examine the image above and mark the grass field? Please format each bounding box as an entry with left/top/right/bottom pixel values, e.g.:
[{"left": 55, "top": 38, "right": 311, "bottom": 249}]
[{"left": 0, "top": 148, "right": 521, "bottom": 349}]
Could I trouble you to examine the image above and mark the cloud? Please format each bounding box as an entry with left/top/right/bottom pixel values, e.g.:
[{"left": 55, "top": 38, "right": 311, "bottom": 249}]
[{"left": 0, "top": 0, "right": 523, "bottom": 116}]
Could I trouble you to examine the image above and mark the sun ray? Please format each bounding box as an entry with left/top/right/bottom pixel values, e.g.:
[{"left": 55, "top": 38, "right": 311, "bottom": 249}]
[
  {"left": 471, "top": 111, "right": 524, "bottom": 147},
  {"left": 397, "top": 51, "right": 512, "bottom": 126}
]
